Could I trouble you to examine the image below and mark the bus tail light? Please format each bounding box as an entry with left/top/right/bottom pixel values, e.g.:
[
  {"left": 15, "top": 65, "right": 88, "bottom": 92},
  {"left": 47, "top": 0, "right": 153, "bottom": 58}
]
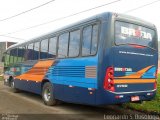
[
  {"left": 155, "top": 69, "right": 158, "bottom": 78},
  {"left": 154, "top": 81, "right": 157, "bottom": 90},
  {"left": 104, "top": 67, "right": 115, "bottom": 92}
]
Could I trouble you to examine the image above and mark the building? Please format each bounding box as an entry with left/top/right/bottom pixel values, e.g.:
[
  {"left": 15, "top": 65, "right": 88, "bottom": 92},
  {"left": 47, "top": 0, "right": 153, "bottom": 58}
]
[{"left": 0, "top": 41, "right": 17, "bottom": 75}]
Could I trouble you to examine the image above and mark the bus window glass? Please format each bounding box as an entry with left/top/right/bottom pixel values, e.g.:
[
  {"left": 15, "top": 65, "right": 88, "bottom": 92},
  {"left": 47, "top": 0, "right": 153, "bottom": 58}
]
[
  {"left": 17, "top": 47, "right": 23, "bottom": 62},
  {"left": 40, "top": 39, "right": 48, "bottom": 59},
  {"left": 24, "top": 45, "right": 28, "bottom": 61},
  {"left": 48, "top": 37, "right": 57, "bottom": 58},
  {"left": 10, "top": 49, "right": 17, "bottom": 63},
  {"left": 4, "top": 51, "right": 10, "bottom": 66},
  {"left": 9, "top": 50, "right": 13, "bottom": 64},
  {"left": 58, "top": 33, "right": 69, "bottom": 58},
  {"left": 91, "top": 24, "right": 98, "bottom": 55},
  {"left": 82, "top": 26, "right": 92, "bottom": 56},
  {"left": 33, "top": 42, "right": 40, "bottom": 60},
  {"left": 17, "top": 47, "right": 25, "bottom": 62},
  {"left": 21, "top": 47, "right": 25, "bottom": 61},
  {"left": 14, "top": 48, "right": 18, "bottom": 63},
  {"left": 69, "top": 30, "right": 80, "bottom": 57},
  {"left": 115, "top": 21, "right": 156, "bottom": 49},
  {"left": 27, "top": 43, "right": 34, "bottom": 60}
]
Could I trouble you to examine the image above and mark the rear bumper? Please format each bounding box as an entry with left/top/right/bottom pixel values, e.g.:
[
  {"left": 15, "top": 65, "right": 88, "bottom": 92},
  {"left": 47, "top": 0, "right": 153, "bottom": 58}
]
[
  {"left": 96, "top": 89, "right": 156, "bottom": 105},
  {"left": 113, "top": 90, "right": 156, "bottom": 102},
  {"left": 109, "top": 89, "right": 156, "bottom": 95}
]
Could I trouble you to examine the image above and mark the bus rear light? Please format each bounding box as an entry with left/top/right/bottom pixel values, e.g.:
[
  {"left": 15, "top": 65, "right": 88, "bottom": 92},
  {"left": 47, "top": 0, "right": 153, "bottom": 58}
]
[
  {"left": 147, "top": 93, "right": 153, "bottom": 96},
  {"left": 104, "top": 67, "right": 115, "bottom": 92},
  {"left": 154, "top": 81, "right": 157, "bottom": 89},
  {"left": 115, "top": 95, "right": 124, "bottom": 99},
  {"left": 155, "top": 69, "right": 158, "bottom": 78},
  {"left": 129, "top": 44, "right": 146, "bottom": 48}
]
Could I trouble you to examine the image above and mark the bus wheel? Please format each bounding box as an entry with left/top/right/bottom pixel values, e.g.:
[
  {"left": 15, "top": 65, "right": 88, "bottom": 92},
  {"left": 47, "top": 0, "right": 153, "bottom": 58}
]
[
  {"left": 10, "top": 79, "right": 19, "bottom": 93},
  {"left": 42, "top": 82, "right": 57, "bottom": 106}
]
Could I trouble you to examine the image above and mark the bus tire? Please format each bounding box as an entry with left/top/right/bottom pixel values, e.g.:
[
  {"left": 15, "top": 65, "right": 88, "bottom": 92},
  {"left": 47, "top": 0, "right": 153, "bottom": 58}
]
[
  {"left": 10, "top": 79, "right": 20, "bottom": 93},
  {"left": 42, "top": 82, "right": 57, "bottom": 106}
]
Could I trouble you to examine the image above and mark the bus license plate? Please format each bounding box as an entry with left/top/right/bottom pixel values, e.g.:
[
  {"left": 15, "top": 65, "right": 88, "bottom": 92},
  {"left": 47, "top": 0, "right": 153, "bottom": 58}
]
[{"left": 131, "top": 96, "right": 140, "bottom": 101}]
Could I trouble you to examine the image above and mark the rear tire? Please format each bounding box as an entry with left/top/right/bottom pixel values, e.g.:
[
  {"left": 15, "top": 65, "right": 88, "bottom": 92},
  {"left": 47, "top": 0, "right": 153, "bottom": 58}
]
[
  {"left": 42, "top": 82, "right": 57, "bottom": 106},
  {"left": 10, "top": 79, "right": 20, "bottom": 93}
]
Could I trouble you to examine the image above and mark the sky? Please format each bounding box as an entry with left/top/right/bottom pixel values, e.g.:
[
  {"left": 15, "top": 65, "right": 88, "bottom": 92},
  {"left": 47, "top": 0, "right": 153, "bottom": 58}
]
[{"left": 0, "top": 0, "right": 159, "bottom": 43}]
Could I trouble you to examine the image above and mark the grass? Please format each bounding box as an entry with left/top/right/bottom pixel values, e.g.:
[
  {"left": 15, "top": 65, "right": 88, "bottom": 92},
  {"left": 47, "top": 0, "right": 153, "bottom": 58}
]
[{"left": 123, "top": 74, "right": 160, "bottom": 114}]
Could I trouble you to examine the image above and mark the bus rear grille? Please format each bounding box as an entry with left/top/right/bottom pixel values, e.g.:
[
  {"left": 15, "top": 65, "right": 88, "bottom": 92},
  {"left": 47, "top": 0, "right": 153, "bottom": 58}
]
[
  {"left": 85, "top": 66, "right": 97, "bottom": 78},
  {"left": 49, "top": 66, "right": 85, "bottom": 77}
]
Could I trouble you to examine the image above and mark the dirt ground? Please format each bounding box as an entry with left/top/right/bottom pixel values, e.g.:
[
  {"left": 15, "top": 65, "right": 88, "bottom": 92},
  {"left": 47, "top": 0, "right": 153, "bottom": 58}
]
[{"left": 0, "top": 81, "right": 156, "bottom": 120}]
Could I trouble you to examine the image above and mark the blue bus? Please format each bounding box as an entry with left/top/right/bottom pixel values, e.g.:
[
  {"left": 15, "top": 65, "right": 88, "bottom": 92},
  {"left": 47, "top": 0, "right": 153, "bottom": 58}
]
[{"left": 3, "top": 12, "right": 158, "bottom": 106}]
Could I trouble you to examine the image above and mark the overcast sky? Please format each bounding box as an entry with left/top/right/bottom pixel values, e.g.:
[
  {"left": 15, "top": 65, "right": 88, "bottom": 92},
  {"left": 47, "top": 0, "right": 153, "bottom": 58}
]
[{"left": 0, "top": 0, "right": 159, "bottom": 42}]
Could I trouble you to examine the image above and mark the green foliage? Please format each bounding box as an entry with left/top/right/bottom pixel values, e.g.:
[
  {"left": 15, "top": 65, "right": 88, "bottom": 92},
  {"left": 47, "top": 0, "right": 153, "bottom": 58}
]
[{"left": 123, "top": 75, "right": 160, "bottom": 114}]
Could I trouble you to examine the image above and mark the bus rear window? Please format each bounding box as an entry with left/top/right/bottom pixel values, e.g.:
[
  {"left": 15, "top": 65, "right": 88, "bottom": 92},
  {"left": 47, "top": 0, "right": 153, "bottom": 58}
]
[{"left": 115, "top": 21, "right": 156, "bottom": 49}]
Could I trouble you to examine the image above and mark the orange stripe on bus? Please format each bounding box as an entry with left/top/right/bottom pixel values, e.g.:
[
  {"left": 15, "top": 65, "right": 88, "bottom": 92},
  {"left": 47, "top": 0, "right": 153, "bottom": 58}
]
[
  {"left": 15, "top": 60, "right": 54, "bottom": 82},
  {"left": 114, "top": 79, "right": 156, "bottom": 84},
  {"left": 115, "top": 65, "right": 153, "bottom": 79}
]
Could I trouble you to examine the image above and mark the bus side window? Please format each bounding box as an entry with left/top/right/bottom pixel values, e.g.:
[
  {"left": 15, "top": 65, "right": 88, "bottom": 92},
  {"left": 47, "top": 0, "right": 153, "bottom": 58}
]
[
  {"left": 18, "top": 46, "right": 25, "bottom": 62},
  {"left": 2, "top": 54, "right": 5, "bottom": 62},
  {"left": 33, "top": 42, "right": 40, "bottom": 60},
  {"left": 24, "top": 45, "right": 28, "bottom": 61},
  {"left": 14, "top": 48, "right": 18, "bottom": 63},
  {"left": 10, "top": 49, "right": 13, "bottom": 64},
  {"left": 3, "top": 53, "right": 6, "bottom": 67},
  {"left": 58, "top": 32, "right": 69, "bottom": 58},
  {"left": 5, "top": 50, "right": 10, "bottom": 66},
  {"left": 82, "top": 24, "right": 98, "bottom": 56},
  {"left": 10, "top": 49, "right": 17, "bottom": 64},
  {"left": 40, "top": 39, "right": 49, "bottom": 59},
  {"left": 17, "top": 47, "right": 22, "bottom": 62},
  {"left": 27, "top": 43, "right": 34, "bottom": 60},
  {"left": 91, "top": 24, "right": 98, "bottom": 55},
  {"left": 21, "top": 46, "right": 25, "bottom": 61},
  {"left": 48, "top": 37, "right": 57, "bottom": 58},
  {"left": 82, "top": 26, "right": 92, "bottom": 56},
  {"left": 69, "top": 30, "right": 80, "bottom": 57}
]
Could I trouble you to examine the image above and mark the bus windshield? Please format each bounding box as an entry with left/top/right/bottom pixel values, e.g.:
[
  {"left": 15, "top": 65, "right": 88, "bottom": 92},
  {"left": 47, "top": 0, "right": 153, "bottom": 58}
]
[{"left": 115, "top": 21, "right": 156, "bottom": 49}]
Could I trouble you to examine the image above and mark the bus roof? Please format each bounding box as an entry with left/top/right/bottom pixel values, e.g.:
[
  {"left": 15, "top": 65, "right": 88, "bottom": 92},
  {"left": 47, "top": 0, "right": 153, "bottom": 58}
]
[{"left": 7, "top": 12, "right": 156, "bottom": 51}]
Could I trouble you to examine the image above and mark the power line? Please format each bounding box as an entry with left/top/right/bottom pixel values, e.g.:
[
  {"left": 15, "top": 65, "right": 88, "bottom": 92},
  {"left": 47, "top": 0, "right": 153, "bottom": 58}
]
[
  {"left": 0, "top": 35, "right": 26, "bottom": 40},
  {"left": 2, "top": 0, "right": 159, "bottom": 39},
  {"left": 0, "top": 0, "right": 55, "bottom": 22},
  {"left": 2, "top": 0, "right": 121, "bottom": 36},
  {"left": 125, "top": 0, "right": 160, "bottom": 13}
]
